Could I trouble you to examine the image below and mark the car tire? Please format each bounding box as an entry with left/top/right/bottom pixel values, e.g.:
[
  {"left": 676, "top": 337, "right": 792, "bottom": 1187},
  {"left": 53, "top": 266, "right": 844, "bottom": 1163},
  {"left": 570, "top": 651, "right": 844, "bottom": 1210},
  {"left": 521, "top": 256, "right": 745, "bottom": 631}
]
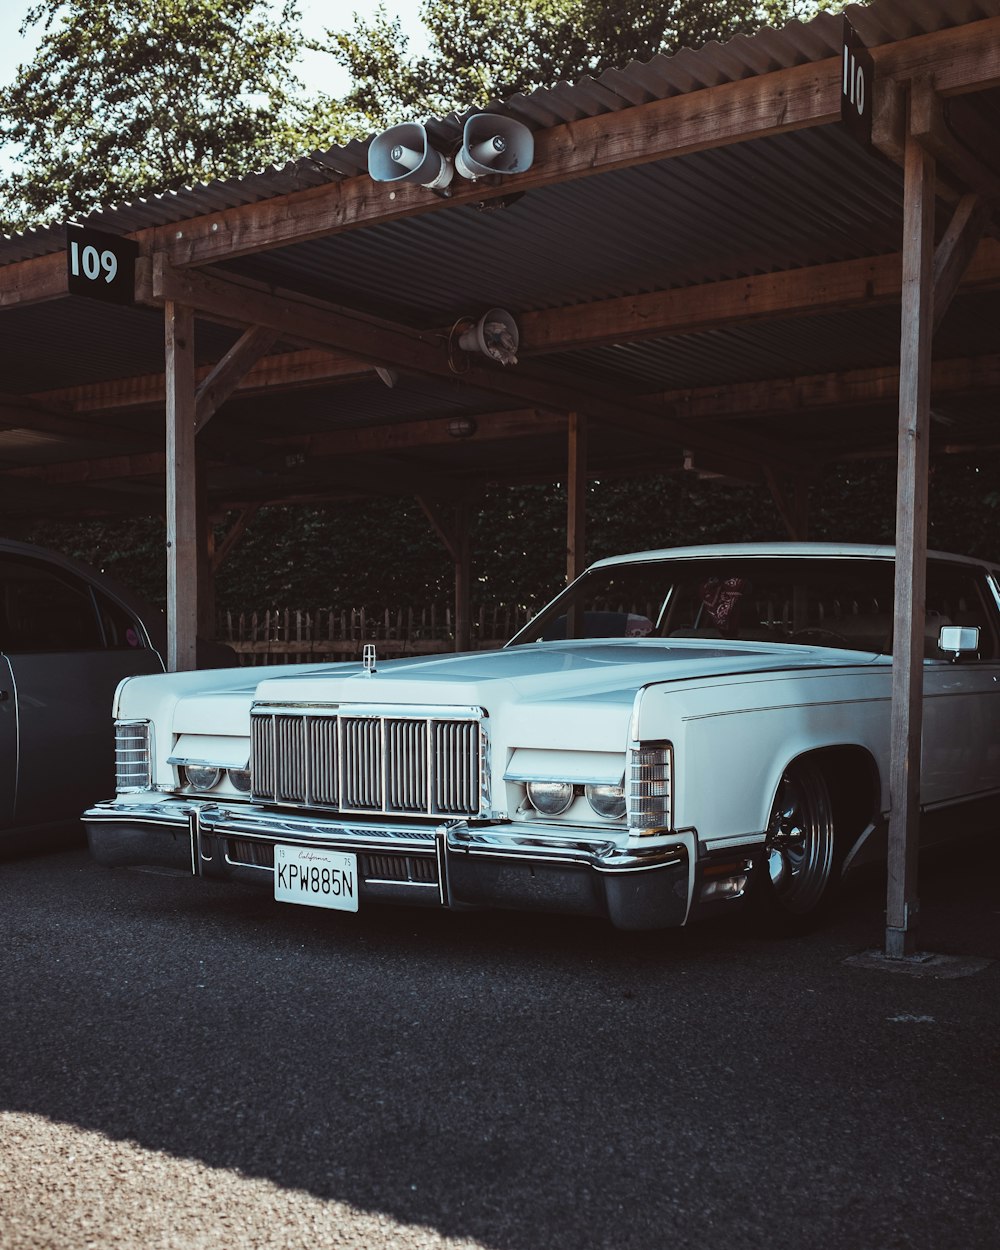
[{"left": 751, "top": 757, "right": 842, "bottom": 934}]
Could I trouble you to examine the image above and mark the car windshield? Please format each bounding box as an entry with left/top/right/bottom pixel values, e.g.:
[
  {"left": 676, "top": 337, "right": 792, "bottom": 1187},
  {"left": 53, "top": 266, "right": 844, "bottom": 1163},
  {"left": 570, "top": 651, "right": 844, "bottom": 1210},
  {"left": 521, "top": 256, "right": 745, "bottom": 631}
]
[{"left": 508, "top": 555, "right": 914, "bottom": 653}]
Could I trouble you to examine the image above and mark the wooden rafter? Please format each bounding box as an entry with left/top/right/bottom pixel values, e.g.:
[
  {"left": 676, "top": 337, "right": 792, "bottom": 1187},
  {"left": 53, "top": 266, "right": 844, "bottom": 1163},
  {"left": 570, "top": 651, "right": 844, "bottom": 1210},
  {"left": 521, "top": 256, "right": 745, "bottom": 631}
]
[
  {"left": 195, "top": 325, "right": 278, "bottom": 433},
  {"left": 149, "top": 255, "right": 804, "bottom": 475}
]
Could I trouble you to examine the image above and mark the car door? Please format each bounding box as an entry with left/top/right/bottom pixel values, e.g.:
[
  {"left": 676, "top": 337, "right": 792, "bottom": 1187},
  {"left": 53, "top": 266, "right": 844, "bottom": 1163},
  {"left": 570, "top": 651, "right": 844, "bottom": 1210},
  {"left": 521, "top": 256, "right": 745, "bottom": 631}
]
[
  {"left": 0, "top": 654, "right": 14, "bottom": 826},
  {"left": 0, "top": 553, "right": 163, "bottom": 834},
  {"left": 920, "top": 560, "right": 1000, "bottom": 806}
]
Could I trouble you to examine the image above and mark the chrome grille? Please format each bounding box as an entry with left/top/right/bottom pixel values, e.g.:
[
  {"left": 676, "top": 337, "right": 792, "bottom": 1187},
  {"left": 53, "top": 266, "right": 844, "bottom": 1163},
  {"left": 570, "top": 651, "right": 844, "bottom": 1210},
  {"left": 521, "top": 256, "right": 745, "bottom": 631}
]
[
  {"left": 251, "top": 706, "right": 484, "bottom": 818},
  {"left": 115, "top": 720, "right": 152, "bottom": 792}
]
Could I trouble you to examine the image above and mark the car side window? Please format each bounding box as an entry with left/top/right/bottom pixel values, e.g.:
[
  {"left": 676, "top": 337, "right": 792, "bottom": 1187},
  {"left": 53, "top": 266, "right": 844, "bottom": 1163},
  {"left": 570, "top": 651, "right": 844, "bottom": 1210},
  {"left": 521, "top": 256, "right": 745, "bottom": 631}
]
[
  {"left": 925, "top": 562, "right": 997, "bottom": 660},
  {"left": 94, "top": 587, "right": 148, "bottom": 650},
  {"left": 0, "top": 555, "right": 104, "bottom": 653}
]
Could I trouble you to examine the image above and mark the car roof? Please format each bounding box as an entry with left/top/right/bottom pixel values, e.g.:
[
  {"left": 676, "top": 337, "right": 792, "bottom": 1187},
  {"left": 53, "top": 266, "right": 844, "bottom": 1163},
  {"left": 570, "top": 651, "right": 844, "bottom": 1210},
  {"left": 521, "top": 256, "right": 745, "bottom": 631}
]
[{"left": 589, "top": 542, "right": 1000, "bottom": 573}]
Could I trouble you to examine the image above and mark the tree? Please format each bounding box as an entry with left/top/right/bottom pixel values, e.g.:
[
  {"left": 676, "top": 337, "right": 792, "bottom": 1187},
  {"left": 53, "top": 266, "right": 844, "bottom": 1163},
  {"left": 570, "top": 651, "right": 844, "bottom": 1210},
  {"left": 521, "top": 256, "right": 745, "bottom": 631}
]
[
  {"left": 302, "top": 0, "right": 844, "bottom": 143},
  {"left": 0, "top": 0, "right": 305, "bottom": 231}
]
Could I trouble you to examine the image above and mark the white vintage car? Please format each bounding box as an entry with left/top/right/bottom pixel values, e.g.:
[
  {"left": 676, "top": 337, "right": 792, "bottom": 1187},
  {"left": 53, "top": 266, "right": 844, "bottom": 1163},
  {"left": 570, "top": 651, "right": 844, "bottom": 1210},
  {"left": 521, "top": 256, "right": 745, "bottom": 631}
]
[{"left": 84, "top": 543, "right": 1000, "bottom": 931}]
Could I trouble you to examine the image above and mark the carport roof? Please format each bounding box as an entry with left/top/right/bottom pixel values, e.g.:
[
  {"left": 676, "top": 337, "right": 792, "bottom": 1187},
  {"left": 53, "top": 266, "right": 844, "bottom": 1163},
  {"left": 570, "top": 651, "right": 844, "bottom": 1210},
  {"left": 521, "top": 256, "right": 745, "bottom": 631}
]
[{"left": 1, "top": 0, "right": 999, "bottom": 521}]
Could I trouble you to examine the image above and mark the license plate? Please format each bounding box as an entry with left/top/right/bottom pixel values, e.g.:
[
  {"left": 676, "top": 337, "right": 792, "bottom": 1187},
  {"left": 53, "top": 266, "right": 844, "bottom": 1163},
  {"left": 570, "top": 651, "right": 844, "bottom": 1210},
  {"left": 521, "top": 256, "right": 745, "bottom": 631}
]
[{"left": 273, "top": 845, "right": 358, "bottom": 912}]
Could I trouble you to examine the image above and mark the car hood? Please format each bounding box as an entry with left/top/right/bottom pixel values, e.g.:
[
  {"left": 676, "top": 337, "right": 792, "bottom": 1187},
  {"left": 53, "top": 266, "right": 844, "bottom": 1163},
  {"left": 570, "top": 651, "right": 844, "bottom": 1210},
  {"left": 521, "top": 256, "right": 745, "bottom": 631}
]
[
  {"left": 250, "top": 637, "right": 870, "bottom": 710},
  {"left": 159, "top": 638, "right": 879, "bottom": 754}
]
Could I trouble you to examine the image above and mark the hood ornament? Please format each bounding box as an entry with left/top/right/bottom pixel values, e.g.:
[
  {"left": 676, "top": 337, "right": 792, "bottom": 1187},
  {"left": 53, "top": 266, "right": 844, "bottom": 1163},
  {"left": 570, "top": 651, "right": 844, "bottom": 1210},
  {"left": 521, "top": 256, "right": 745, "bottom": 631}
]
[{"left": 362, "top": 644, "right": 377, "bottom": 675}]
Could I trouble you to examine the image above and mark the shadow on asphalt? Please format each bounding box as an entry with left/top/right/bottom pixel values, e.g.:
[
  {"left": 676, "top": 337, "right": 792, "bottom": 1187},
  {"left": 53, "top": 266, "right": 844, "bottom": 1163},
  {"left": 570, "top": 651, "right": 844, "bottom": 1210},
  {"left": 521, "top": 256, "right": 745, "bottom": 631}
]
[{"left": 2, "top": 833, "right": 999, "bottom": 1249}]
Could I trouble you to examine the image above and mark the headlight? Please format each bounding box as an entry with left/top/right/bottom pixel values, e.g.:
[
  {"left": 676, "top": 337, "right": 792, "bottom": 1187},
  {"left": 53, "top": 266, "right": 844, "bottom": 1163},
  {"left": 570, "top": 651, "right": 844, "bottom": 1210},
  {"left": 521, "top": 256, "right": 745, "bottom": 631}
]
[
  {"left": 228, "top": 767, "right": 252, "bottom": 793},
  {"left": 526, "top": 780, "right": 575, "bottom": 815},
  {"left": 585, "top": 782, "right": 626, "bottom": 820},
  {"left": 115, "top": 720, "right": 152, "bottom": 792},
  {"left": 183, "top": 765, "right": 222, "bottom": 791}
]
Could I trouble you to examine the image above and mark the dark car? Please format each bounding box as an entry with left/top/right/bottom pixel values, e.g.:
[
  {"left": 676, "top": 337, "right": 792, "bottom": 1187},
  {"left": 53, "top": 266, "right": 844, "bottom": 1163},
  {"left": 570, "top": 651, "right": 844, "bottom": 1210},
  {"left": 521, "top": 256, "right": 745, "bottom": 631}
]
[{"left": 0, "top": 538, "right": 193, "bottom": 846}]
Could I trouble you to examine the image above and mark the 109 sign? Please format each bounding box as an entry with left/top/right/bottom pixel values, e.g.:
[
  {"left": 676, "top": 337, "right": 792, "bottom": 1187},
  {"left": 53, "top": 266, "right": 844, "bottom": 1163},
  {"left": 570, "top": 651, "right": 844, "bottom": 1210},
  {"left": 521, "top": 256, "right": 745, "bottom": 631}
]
[{"left": 65, "top": 225, "right": 138, "bottom": 305}]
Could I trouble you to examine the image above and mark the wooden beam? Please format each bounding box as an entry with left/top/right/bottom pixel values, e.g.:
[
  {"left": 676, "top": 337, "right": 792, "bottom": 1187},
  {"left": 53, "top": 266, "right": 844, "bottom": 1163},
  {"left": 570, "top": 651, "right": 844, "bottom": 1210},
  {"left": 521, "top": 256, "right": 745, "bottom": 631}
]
[
  {"left": 664, "top": 353, "right": 1000, "bottom": 423},
  {"left": 20, "top": 239, "right": 1000, "bottom": 435},
  {"left": 165, "top": 301, "right": 199, "bottom": 673},
  {"left": 873, "top": 18, "right": 1000, "bottom": 98},
  {"left": 195, "top": 325, "right": 279, "bottom": 433},
  {"left": 33, "top": 348, "right": 371, "bottom": 414},
  {"left": 417, "top": 496, "right": 473, "bottom": 651},
  {"left": 6, "top": 346, "right": 1000, "bottom": 495},
  {"left": 0, "top": 394, "right": 158, "bottom": 446},
  {"left": 121, "top": 20, "right": 998, "bottom": 270},
  {"left": 886, "top": 123, "right": 936, "bottom": 961},
  {"left": 211, "top": 504, "right": 260, "bottom": 574},
  {"left": 151, "top": 255, "right": 801, "bottom": 474},
  {"left": 137, "top": 57, "right": 841, "bottom": 268},
  {"left": 763, "top": 466, "right": 809, "bottom": 540},
  {"left": 910, "top": 80, "right": 1000, "bottom": 203},
  {"left": 933, "top": 195, "right": 990, "bottom": 332},
  {"left": 0, "top": 21, "right": 993, "bottom": 319},
  {"left": 0, "top": 252, "right": 66, "bottom": 309},
  {"left": 566, "top": 413, "right": 587, "bottom": 585},
  {"left": 518, "top": 238, "right": 1000, "bottom": 355}
]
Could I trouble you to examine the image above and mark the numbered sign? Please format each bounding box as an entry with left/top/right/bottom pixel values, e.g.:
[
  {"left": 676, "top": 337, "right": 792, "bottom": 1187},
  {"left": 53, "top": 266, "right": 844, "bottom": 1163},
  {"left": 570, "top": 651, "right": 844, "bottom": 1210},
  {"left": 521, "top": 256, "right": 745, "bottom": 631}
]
[
  {"left": 841, "top": 17, "right": 875, "bottom": 149},
  {"left": 65, "top": 225, "right": 138, "bottom": 305}
]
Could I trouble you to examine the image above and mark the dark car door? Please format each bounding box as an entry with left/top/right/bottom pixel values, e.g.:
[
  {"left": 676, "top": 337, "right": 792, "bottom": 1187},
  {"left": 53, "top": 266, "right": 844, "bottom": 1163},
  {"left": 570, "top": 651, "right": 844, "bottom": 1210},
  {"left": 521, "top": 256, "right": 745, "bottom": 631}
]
[
  {"left": 0, "top": 654, "right": 14, "bottom": 826},
  {"left": 0, "top": 553, "right": 163, "bottom": 834}
]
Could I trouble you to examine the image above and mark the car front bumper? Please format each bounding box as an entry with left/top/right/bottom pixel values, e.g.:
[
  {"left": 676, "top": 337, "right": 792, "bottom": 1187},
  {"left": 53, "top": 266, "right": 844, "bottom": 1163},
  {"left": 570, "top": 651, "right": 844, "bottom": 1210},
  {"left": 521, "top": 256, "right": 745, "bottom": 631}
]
[{"left": 84, "top": 798, "right": 694, "bottom": 930}]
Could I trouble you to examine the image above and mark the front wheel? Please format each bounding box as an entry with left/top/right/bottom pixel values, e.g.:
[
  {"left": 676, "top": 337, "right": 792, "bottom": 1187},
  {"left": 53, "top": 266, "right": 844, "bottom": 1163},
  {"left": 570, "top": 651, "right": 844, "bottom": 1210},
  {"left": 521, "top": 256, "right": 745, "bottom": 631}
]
[{"left": 753, "top": 759, "right": 840, "bottom": 932}]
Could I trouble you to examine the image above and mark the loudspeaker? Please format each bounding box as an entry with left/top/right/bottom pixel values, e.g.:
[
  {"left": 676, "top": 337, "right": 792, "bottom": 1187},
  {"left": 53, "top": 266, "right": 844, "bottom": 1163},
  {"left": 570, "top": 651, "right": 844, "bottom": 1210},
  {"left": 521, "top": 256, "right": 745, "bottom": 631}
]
[
  {"left": 368, "top": 123, "right": 454, "bottom": 190},
  {"left": 455, "top": 114, "right": 535, "bottom": 181},
  {"left": 458, "top": 308, "right": 519, "bottom": 366}
]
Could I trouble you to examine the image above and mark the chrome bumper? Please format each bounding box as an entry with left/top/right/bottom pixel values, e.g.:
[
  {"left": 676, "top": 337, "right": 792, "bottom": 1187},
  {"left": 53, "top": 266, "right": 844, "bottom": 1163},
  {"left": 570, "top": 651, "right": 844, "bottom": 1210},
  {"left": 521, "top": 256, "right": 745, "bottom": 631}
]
[{"left": 84, "top": 798, "right": 693, "bottom": 930}]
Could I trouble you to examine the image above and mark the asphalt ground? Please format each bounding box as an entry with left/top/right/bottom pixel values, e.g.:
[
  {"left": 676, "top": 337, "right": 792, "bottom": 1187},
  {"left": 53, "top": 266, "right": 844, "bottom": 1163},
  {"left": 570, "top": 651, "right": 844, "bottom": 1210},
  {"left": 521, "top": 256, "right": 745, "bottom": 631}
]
[{"left": 1, "top": 834, "right": 998, "bottom": 1250}]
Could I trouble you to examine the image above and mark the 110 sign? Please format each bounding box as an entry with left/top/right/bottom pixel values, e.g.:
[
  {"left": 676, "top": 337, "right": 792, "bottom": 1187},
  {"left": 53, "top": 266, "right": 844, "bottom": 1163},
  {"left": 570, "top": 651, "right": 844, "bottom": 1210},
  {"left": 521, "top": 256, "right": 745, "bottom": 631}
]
[
  {"left": 840, "top": 18, "right": 874, "bottom": 148},
  {"left": 64, "top": 225, "right": 138, "bottom": 304}
]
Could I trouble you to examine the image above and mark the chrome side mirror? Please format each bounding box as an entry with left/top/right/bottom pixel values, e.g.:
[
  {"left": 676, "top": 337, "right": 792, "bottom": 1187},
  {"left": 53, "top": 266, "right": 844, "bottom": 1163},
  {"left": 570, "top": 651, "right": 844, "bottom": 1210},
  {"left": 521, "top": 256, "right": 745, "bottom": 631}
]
[{"left": 938, "top": 625, "right": 980, "bottom": 659}]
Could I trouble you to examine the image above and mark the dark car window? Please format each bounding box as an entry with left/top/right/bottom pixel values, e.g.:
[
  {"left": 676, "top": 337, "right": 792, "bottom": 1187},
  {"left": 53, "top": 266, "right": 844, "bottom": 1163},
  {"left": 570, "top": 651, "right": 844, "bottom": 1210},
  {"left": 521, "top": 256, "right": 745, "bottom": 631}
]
[
  {"left": 510, "top": 556, "right": 901, "bottom": 652},
  {"left": 926, "top": 561, "right": 997, "bottom": 660},
  {"left": 0, "top": 554, "right": 129, "bottom": 653},
  {"left": 511, "top": 554, "right": 1000, "bottom": 659}
]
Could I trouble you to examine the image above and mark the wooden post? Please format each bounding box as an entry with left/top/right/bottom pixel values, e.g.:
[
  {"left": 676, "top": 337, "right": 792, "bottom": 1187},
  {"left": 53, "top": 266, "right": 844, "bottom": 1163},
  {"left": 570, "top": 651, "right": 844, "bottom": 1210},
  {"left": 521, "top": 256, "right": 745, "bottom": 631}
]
[
  {"left": 566, "top": 412, "right": 587, "bottom": 584},
  {"left": 165, "top": 301, "right": 198, "bottom": 672},
  {"left": 454, "top": 501, "right": 472, "bottom": 653},
  {"left": 196, "top": 458, "right": 215, "bottom": 641},
  {"left": 416, "top": 496, "right": 472, "bottom": 653},
  {"left": 886, "top": 122, "right": 936, "bottom": 959}
]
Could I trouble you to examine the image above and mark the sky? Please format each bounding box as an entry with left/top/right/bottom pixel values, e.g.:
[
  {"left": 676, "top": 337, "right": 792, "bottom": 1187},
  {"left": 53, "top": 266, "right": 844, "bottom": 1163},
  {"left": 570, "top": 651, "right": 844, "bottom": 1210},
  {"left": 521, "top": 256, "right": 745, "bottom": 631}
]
[{"left": 0, "top": 1, "right": 431, "bottom": 101}]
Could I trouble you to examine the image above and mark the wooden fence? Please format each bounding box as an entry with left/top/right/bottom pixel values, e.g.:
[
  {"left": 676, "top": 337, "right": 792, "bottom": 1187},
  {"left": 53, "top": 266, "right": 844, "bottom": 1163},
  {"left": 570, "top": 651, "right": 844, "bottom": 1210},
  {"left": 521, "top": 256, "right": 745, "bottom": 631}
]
[{"left": 218, "top": 604, "right": 535, "bottom": 665}]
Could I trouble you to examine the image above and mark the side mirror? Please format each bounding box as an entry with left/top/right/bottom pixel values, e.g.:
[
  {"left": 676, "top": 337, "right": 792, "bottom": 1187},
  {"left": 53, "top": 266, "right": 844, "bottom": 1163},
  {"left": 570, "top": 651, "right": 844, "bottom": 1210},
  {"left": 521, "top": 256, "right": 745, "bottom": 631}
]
[{"left": 938, "top": 624, "right": 980, "bottom": 659}]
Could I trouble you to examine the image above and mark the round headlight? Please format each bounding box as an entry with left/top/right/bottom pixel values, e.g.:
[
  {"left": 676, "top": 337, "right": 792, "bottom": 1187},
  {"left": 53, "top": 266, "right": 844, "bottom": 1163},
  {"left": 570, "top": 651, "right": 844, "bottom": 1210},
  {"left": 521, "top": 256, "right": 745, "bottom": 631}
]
[
  {"left": 585, "top": 782, "right": 627, "bottom": 820},
  {"left": 526, "top": 781, "right": 575, "bottom": 816},
  {"left": 228, "top": 767, "right": 252, "bottom": 793},
  {"left": 183, "top": 764, "right": 221, "bottom": 791}
]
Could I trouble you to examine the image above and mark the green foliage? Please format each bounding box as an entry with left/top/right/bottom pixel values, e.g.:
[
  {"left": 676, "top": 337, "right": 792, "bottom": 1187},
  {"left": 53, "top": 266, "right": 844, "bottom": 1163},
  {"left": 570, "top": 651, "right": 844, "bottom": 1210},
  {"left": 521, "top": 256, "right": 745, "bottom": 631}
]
[
  {"left": 310, "top": 0, "right": 846, "bottom": 133},
  {"left": 0, "top": 0, "right": 306, "bottom": 230},
  {"left": 22, "top": 457, "right": 1000, "bottom": 623}
]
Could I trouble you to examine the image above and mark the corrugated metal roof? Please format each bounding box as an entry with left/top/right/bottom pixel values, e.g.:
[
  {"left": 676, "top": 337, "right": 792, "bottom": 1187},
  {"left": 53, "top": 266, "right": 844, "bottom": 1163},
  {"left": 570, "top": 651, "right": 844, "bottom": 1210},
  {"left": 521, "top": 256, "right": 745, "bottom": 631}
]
[
  {"left": 2, "top": 0, "right": 997, "bottom": 267},
  {"left": 0, "top": 0, "right": 997, "bottom": 514},
  {"left": 218, "top": 125, "right": 906, "bottom": 330}
]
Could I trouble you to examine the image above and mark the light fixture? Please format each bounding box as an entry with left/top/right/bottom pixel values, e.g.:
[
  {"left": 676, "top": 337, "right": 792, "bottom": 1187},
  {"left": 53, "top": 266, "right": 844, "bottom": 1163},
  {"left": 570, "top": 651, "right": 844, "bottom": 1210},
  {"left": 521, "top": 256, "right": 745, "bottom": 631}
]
[
  {"left": 447, "top": 417, "right": 477, "bottom": 439},
  {"left": 456, "top": 308, "right": 519, "bottom": 366}
]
